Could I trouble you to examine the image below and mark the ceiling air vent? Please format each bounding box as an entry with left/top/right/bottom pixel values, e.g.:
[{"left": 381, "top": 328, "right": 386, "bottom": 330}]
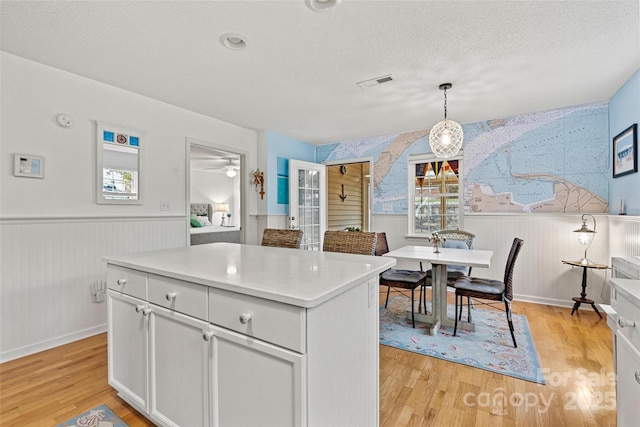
[{"left": 357, "top": 74, "right": 394, "bottom": 89}]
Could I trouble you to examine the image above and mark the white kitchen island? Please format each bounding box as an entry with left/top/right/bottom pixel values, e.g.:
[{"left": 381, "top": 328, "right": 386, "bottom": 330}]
[{"left": 105, "top": 242, "right": 395, "bottom": 427}]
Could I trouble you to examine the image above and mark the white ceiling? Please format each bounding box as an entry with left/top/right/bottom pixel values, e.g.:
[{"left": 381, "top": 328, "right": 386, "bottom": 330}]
[{"left": 1, "top": 0, "right": 639, "bottom": 145}]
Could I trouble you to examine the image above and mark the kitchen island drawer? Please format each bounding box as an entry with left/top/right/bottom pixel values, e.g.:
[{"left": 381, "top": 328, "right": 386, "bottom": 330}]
[
  {"left": 617, "top": 289, "right": 640, "bottom": 351},
  {"left": 148, "top": 274, "right": 208, "bottom": 320},
  {"left": 107, "top": 266, "right": 147, "bottom": 299},
  {"left": 209, "top": 288, "right": 306, "bottom": 353}
]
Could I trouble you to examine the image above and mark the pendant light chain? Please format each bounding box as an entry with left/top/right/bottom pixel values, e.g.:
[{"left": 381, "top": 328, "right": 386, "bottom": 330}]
[{"left": 443, "top": 87, "right": 448, "bottom": 120}]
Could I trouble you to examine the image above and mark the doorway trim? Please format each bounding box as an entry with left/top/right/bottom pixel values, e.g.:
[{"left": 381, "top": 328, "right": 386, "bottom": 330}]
[{"left": 185, "top": 137, "right": 248, "bottom": 246}]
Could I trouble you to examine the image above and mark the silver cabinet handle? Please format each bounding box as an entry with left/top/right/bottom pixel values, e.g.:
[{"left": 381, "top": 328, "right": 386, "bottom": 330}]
[
  {"left": 618, "top": 316, "right": 636, "bottom": 328},
  {"left": 239, "top": 313, "right": 252, "bottom": 324},
  {"left": 117, "top": 278, "right": 127, "bottom": 286},
  {"left": 135, "top": 304, "right": 144, "bottom": 313},
  {"left": 142, "top": 308, "right": 152, "bottom": 316},
  {"left": 166, "top": 292, "right": 177, "bottom": 301},
  {"left": 203, "top": 331, "right": 214, "bottom": 341}
]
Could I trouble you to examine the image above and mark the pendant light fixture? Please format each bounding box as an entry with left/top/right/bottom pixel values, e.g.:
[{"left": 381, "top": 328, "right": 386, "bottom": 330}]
[{"left": 429, "top": 83, "right": 463, "bottom": 158}]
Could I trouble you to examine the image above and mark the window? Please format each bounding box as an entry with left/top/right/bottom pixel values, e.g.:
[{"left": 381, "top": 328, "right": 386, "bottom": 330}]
[
  {"left": 408, "top": 153, "right": 463, "bottom": 236},
  {"left": 102, "top": 144, "right": 139, "bottom": 200},
  {"left": 96, "top": 122, "right": 144, "bottom": 205}
]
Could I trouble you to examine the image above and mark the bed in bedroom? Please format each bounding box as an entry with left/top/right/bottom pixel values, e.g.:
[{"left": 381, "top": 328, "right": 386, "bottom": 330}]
[{"left": 190, "top": 203, "right": 241, "bottom": 245}]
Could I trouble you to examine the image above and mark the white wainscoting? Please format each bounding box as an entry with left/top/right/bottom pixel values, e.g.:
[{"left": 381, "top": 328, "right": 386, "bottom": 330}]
[
  {"left": 0, "top": 216, "right": 186, "bottom": 362},
  {"left": 372, "top": 213, "right": 640, "bottom": 309}
]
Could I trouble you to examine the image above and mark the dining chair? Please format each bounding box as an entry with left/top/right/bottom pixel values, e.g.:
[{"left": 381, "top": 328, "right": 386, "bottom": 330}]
[
  {"left": 424, "top": 229, "right": 476, "bottom": 320},
  {"left": 376, "top": 232, "right": 427, "bottom": 328},
  {"left": 322, "top": 230, "right": 377, "bottom": 255},
  {"left": 261, "top": 228, "right": 303, "bottom": 249},
  {"left": 453, "top": 237, "right": 524, "bottom": 348}
]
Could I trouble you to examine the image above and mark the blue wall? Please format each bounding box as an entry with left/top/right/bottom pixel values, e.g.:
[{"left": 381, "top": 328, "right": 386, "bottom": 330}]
[
  {"left": 609, "top": 69, "right": 640, "bottom": 215},
  {"left": 265, "top": 131, "right": 315, "bottom": 215}
]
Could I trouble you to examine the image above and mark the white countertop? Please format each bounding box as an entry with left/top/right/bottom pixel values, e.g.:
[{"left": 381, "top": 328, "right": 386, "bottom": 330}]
[
  {"left": 104, "top": 243, "right": 396, "bottom": 308},
  {"left": 383, "top": 245, "right": 493, "bottom": 268},
  {"left": 610, "top": 278, "right": 640, "bottom": 308}
]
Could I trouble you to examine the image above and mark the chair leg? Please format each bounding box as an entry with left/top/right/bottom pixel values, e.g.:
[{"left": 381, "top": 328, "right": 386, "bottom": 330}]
[
  {"left": 418, "top": 284, "right": 423, "bottom": 314},
  {"left": 467, "top": 296, "right": 472, "bottom": 322},
  {"left": 385, "top": 286, "right": 391, "bottom": 307},
  {"left": 410, "top": 288, "right": 415, "bottom": 328},
  {"left": 505, "top": 300, "right": 517, "bottom": 348},
  {"left": 453, "top": 293, "right": 459, "bottom": 337}
]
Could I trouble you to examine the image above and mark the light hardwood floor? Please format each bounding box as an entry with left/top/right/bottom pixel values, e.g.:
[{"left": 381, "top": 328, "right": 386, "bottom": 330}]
[{"left": 0, "top": 291, "right": 615, "bottom": 426}]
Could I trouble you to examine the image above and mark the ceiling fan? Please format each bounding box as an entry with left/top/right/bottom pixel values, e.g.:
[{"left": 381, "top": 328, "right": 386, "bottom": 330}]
[{"left": 202, "top": 158, "right": 240, "bottom": 177}]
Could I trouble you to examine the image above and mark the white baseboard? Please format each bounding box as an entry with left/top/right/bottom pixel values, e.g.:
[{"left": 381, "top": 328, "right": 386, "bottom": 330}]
[
  {"left": 513, "top": 293, "right": 576, "bottom": 308},
  {"left": 0, "top": 324, "right": 107, "bottom": 363}
]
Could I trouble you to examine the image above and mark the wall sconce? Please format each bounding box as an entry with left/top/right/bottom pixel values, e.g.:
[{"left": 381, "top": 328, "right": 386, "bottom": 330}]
[
  {"left": 217, "top": 203, "right": 229, "bottom": 226},
  {"left": 252, "top": 169, "right": 265, "bottom": 200},
  {"left": 573, "top": 214, "right": 596, "bottom": 265}
]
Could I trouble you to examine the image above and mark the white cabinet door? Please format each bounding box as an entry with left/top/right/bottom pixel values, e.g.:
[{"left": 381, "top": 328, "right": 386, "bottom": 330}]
[
  {"left": 107, "top": 290, "right": 149, "bottom": 412},
  {"left": 149, "top": 304, "right": 211, "bottom": 427},
  {"left": 211, "top": 325, "right": 305, "bottom": 427},
  {"left": 616, "top": 332, "right": 640, "bottom": 427}
]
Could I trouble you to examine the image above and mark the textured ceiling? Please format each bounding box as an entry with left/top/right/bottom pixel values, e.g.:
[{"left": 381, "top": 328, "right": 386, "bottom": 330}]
[{"left": 1, "top": 0, "right": 639, "bottom": 145}]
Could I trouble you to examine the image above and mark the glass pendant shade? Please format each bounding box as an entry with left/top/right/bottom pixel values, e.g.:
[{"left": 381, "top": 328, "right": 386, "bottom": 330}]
[{"left": 429, "top": 118, "right": 464, "bottom": 158}]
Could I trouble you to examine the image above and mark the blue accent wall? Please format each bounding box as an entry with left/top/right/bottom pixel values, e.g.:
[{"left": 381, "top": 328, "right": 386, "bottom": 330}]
[
  {"left": 266, "top": 131, "right": 315, "bottom": 215},
  {"left": 609, "top": 69, "right": 640, "bottom": 215}
]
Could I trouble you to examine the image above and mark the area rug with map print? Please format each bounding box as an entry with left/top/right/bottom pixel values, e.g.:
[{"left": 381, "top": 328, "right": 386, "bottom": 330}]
[
  {"left": 55, "top": 404, "right": 128, "bottom": 427},
  {"left": 380, "top": 296, "right": 546, "bottom": 384}
]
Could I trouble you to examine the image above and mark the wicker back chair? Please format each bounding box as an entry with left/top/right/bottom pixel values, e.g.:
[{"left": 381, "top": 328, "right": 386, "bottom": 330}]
[
  {"left": 261, "top": 228, "right": 303, "bottom": 249},
  {"left": 453, "top": 238, "right": 524, "bottom": 347},
  {"left": 435, "top": 229, "right": 475, "bottom": 250},
  {"left": 424, "top": 229, "right": 476, "bottom": 320},
  {"left": 425, "top": 229, "right": 476, "bottom": 286},
  {"left": 322, "top": 231, "right": 377, "bottom": 256},
  {"left": 376, "top": 232, "right": 427, "bottom": 328}
]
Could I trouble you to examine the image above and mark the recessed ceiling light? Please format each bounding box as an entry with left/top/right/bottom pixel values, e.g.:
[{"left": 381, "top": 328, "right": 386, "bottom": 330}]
[
  {"left": 305, "top": 0, "right": 341, "bottom": 12},
  {"left": 220, "top": 33, "right": 247, "bottom": 50}
]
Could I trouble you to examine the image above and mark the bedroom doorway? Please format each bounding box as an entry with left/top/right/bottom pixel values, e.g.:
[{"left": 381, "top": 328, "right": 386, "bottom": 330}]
[{"left": 187, "top": 139, "right": 245, "bottom": 246}]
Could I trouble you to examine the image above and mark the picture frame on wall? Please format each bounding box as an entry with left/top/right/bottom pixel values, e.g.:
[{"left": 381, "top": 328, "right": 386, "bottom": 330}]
[{"left": 613, "top": 123, "right": 638, "bottom": 178}]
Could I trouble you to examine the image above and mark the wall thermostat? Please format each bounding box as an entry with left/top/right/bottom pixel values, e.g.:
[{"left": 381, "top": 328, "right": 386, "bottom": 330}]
[
  {"left": 56, "top": 113, "right": 73, "bottom": 128},
  {"left": 14, "top": 154, "right": 45, "bottom": 178}
]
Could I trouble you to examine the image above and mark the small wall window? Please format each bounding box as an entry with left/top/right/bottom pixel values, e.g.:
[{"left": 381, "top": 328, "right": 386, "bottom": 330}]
[
  {"left": 408, "top": 152, "right": 463, "bottom": 236},
  {"left": 96, "top": 122, "right": 144, "bottom": 204}
]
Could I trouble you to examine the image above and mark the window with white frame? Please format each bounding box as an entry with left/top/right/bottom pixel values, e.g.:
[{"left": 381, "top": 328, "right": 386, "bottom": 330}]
[{"left": 408, "top": 153, "right": 463, "bottom": 236}]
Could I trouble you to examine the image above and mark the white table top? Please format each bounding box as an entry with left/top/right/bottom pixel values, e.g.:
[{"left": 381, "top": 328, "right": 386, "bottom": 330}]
[
  {"left": 383, "top": 245, "right": 493, "bottom": 268},
  {"left": 104, "top": 243, "right": 396, "bottom": 308}
]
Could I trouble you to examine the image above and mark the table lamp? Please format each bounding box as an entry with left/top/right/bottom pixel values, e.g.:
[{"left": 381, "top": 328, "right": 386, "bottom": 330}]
[
  {"left": 217, "top": 203, "right": 229, "bottom": 226},
  {"left": 573, "top": 214, "right": 596, "bottom": 265}
]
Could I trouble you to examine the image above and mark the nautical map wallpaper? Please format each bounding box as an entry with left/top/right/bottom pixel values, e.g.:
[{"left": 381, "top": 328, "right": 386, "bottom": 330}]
[{"left": 316, "top": 102, "right": 609, "bottom": 215}]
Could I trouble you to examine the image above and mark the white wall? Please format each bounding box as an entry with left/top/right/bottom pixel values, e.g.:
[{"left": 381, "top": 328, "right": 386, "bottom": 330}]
[
  {"left": 371, "top": 213, "right": 640, "bottom": 308},
  {"left": 190, "top": 169, "right": 240, "bottom": 226},
  {"left": 0, "top": 52, "right": 259, "bottom": 361}
]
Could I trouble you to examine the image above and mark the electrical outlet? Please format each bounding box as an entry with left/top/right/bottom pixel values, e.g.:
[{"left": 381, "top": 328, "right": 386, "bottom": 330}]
[
  {"left": 91, "top": 280, "right": 106, "bottom": 303},
  {"left": 160, "top": 200, "right": 171, "bottom": 211},
  {"left": 94, "top": 289, "right": 105, "bottom": 303}
]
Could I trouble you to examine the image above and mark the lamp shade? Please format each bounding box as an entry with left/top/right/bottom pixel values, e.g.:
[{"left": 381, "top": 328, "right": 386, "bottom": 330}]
[
  {"left": 429, "top": 118, "right": 464, "bottom": 158},
  {"left": 573, "top": 214, "right": 596, "bottom": 265},
  {"left": 217, "top": 203, "right": 229, "bottom": 213}
]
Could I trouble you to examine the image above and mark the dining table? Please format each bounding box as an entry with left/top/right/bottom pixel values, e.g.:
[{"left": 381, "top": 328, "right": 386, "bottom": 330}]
[{"left": 383, "top": 245, "right": 493, "bottom": 335}]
